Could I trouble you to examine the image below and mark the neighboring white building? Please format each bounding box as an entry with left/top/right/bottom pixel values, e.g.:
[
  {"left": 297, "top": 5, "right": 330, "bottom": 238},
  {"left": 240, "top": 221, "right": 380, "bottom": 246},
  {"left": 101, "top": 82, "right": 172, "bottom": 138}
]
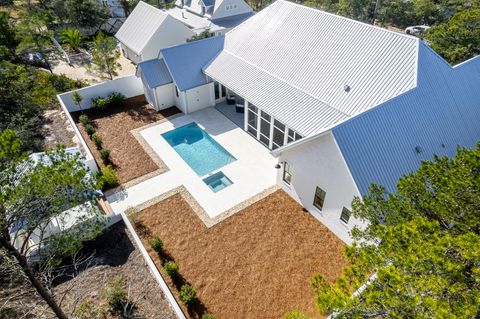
[
  {"left": 135, "top": 0, "right": 480, "bottom": 242},
  {"left": 168, "top": 0, "right": 254, "bottom": 35},
  {"left": 115, "top": 1, "right": 195, "bottom": 63}
]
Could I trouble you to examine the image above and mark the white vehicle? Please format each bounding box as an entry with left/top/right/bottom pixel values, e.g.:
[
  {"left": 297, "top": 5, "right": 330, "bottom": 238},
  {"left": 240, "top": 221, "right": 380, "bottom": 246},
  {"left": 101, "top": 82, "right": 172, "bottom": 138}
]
[{"left": 405, "top": 25, "right": 431, "bottom": 37}]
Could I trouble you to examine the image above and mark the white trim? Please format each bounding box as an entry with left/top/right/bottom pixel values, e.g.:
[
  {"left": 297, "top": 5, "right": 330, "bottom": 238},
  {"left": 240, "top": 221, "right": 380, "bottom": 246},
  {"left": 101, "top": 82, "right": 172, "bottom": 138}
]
[{"left": 121, "top": 212, "right": 187, "bottom": 319}]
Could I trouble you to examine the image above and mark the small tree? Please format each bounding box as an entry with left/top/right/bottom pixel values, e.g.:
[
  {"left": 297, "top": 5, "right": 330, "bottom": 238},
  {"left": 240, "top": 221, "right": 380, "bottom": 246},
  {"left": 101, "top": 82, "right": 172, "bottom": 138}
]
[
  {"left": 60, "top": 28, "right": 84, "bottom": 52},
  {"left": 89, "top": 32, "right": 121, "bottom": 80},
  {"left": 179, "top": 284, "right": 196, "bottom": 306},
  {"left": 0, "top": 130, "right": 104, "bottom": 319},
  {"left": 187, "top": 29, "right": 211, "bottom": 42},
  {"left": 72, "top": 91, "right": 84, "bottom": 113}
]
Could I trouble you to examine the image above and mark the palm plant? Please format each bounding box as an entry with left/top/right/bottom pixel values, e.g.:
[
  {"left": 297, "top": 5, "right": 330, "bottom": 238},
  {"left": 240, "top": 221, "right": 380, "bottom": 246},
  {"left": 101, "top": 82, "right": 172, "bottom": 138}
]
[{"left": 60, "top": 28, "right": 84, "bottom": 52}]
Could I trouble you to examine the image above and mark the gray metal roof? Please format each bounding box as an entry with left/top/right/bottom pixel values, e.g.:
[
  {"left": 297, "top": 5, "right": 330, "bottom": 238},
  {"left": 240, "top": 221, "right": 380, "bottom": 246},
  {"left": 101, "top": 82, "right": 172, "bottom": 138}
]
[
  {"left": 115, "top": 1, "right": 169, "bottom": 55},
  {"left": 137, "top": 59, "right": 173, "bottom": 88},
  {"left": 204, "top": 0, "right": 419, "bottom": 136}
]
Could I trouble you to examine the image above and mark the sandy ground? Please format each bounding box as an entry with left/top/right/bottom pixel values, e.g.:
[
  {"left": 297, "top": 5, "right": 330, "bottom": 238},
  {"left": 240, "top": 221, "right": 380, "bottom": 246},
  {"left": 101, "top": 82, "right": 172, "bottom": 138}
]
[
  {"left": 72, "top": 96, "right": 180, "bottom": 184},
  {"left": 134, "top": 190, "right": 347, "bottom": 319},
  {"left": 54, "top": 222, "right": 177, "bottom": 319},
  {"left": 41, "top": 109, "right": 80, "bottom": 150},
  {"left": 50, "top": 48, "right": 136, "bottom": 84}
]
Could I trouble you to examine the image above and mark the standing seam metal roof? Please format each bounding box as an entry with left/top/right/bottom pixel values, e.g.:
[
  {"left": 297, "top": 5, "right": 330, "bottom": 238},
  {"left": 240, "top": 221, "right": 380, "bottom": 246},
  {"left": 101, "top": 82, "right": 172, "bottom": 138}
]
[
  {"left": 115, "top": 1, "right": 169, "bottom": 55},
  {"left": 137, "top": 59, "right": 173, "bottom": 88},
  {"left": 333, "top": 44, "right": 480, "bottom": 195},
  {"left": 204, "top": 0, "right": 419, "bottom": 136}
]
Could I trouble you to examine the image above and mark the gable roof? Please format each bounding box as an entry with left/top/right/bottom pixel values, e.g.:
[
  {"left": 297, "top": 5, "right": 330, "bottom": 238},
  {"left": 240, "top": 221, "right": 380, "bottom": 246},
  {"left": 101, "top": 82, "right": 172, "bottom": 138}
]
[
  {"left": 115, "top": 1, "right": 170, "bottom": 55},
  {"left": 137, "top": 59, "right": 173, "bottom": 88},
  {"left": 333, "top": 44, "right": 480, "bottom": 195},
  {"left": 161, "top": 36, "right": 225, "bottom": 91},
  {"left": 204, "top": 0, "right": 419, "bottom": 137}
]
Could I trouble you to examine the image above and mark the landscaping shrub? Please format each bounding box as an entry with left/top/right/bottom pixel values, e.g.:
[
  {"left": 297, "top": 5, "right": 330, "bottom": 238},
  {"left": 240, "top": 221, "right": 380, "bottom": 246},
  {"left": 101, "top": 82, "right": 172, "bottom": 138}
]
[
  {"left": 92, "top": 134, "right": 103, "bottom": 150},
  {"left": 99, "top": 148, "right": 110, "bottom": 164},
  {"left": 179, "top": 284, "right": 196, "bottom": 306},
  {"left": 105, "top": 276, "right": 128, "bottom": 311},
  {"left": 79, "top": 114, "right": 90, "bottom": 126},
  {"left": 125, "top": 206, "right": 141, "bottom": 226},
  {"left": 202, "top": 313, "right": 215, "bottom": 319},
  {"left": 98, "top": 165, "right": 118, "bottom": 189},
  {"left": 108, "top": 92, "right": 126, "bottom": 106},
  {"left": 91, "top": 96, "right": 109, "bottom": 110},
  {"left": 163, "top": 261, "right": 179, "bottom": 278},
  {"left": 84, "top": 124, "right": 95, "bottom": 137},
  {"left": 74, "top": 301, "right": 106, "bottom": 319},
  {"left": 148, "top": 236, "right": 164, "bottom": 254}
]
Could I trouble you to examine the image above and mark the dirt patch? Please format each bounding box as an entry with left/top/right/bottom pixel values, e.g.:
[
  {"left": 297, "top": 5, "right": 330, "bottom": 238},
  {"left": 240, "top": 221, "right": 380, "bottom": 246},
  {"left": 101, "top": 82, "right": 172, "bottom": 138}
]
[
  {"left": 41, "top": 108, "right": 79, "bottom": 150},
  {"left": 54, "top": 222, "right": 177, "bottom": 319},
  {"left": 72, "top": 96, "right": 180, "bottom": 184},
  {"left": 133, "top": 190, "right": 347, "bottom": 319}
]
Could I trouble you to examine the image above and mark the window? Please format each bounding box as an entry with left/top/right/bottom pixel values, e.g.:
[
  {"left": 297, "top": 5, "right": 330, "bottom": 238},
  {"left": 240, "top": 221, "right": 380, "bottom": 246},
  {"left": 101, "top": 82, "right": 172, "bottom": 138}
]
[
  {"left": 340, "top": 207, "right": 351, "bottom": 224},
  {"left": 283, "top": 162, "right": 292, "bottom": 185},
  {"left": 175, "top": 86, "right": 179, "bottom": 97},
  {"left": 313, "top": 186, "right": 326, "bottom": 211},
  {"left": 214, "top": 82, "right": 220, "bottom": 100}
]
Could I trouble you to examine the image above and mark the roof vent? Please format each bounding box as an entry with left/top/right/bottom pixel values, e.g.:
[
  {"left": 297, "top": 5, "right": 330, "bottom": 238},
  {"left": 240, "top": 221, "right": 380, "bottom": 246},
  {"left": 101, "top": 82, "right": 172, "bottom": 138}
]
[
  {"left": 415, "top": 146, "right": 423, "bottom": 154},
  {"left": 343, "top": 84, "right": 351, "bottom": 92}
]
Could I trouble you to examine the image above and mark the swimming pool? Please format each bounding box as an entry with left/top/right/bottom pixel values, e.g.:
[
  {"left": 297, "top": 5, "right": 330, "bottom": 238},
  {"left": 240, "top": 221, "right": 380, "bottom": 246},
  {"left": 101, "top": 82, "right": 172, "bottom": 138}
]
[{"left": 162, "top": 122, "right": 236, "bottom": 176}]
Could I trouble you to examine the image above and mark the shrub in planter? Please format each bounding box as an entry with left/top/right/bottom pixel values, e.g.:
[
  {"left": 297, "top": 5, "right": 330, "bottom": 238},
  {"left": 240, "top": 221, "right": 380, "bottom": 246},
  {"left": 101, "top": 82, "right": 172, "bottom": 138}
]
[
  {"left": 79, "top": 114, "right": 90, "bottom": 126},
  {"left": 98, "top": 165, "right": 118, "bottom": 189},
  {"left": 179, "top": 284, "right": 196, "bottom": 306},
  {"left": 99, "top": 148, "right": 110, "bottom": 165},
  {"left": 148, "top": 236, "right": 164, "bottom": 254},
  {"left": 107, "top": 92, "right": 126, "bottom": 106},
  {"left": 202, "top": 313, "right": 215, "bottom": 319},
  {"left": 92, "top": 134, "right": 102, "bottom": 150},
  {"left": 91, "top": 96, "right": 109, "bottom": 110},
  {"left": 284, "top": 310, "right": 310, "bottom": 319},
  {"left": 105, "top": 276, "right": 129, "bottom": 311},
  {"left": 163, "top": 261, "right": 179, "bottom": 278},
  {"left": 84, "top": 124, "right": 95, "bottom": 137}
]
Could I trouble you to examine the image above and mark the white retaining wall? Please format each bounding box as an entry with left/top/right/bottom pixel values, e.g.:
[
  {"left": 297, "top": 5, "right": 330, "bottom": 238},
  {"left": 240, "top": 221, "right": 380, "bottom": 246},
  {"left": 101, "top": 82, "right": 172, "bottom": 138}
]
[{"left": 58, "top": 75, "right": 144, "bottom": 112}]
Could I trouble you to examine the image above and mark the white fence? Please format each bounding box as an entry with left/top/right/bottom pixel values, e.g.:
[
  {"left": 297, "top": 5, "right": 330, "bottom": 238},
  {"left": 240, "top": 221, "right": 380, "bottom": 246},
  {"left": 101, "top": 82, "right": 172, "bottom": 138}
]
[
  {"left": 58, "top": 75, "right": 144, "bottom": 112},
  {"left": 57, "top": 75, "right": 145, "bottom": 173}
]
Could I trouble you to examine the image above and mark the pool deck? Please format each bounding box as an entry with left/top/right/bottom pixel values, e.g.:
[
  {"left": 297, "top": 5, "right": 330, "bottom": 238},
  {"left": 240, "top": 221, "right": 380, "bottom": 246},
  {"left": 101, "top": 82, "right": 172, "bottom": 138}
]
[{"left": 107, "top": 107, "right": 278, "bottom": 223}]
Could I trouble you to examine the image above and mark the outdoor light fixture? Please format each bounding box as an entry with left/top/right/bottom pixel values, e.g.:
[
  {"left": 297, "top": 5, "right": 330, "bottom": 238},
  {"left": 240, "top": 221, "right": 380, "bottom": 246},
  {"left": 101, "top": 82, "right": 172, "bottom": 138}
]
[{"left": 274, "top": 162, "right": 284, "bottom": 169}]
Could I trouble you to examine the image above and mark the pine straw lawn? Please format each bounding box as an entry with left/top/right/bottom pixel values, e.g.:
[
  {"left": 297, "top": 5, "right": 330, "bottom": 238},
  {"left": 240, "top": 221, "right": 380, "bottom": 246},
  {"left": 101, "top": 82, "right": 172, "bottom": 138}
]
[
  {"left": 72, "top": 96, "right": 180, "bottom": 184},
  {"left": 134, "top": 190, "right": 347, "bottom": 319}
]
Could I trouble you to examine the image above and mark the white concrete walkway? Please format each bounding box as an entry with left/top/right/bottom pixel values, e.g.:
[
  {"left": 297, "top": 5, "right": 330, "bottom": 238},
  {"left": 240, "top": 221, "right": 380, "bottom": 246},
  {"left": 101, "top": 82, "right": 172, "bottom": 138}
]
[{"left": 108, "top": 107, "right": 277, "bottom": 219}]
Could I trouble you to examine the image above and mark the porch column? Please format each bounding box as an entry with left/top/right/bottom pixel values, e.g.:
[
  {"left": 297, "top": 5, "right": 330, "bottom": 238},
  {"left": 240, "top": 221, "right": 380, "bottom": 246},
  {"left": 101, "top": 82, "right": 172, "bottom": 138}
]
[{"left": 244, "top": 100, "right": 248, "bottom": 131}]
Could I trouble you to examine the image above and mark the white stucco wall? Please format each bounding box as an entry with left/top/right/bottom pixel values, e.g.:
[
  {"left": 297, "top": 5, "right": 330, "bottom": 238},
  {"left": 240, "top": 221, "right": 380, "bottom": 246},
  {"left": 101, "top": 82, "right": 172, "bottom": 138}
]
[
  {"left": 120, "top": 43, "right": 141, "bottom": 64},
  {"left": 277, "top": 132, "right": 366, "bottom": 244},
  {"left": 154, "top": 83, "right": 176, "bottom": 110},
  {"left": 184, "top": 82, "right": 215, "bottom": 113},
  {"left": 141, "top": 16, "right": 195, "bottom": 61}
]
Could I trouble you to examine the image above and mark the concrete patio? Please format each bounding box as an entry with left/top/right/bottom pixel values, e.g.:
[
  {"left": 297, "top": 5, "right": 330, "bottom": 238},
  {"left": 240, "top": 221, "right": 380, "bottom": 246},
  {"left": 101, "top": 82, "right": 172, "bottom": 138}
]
[{"left": 107, "top": 107, "right": 277, "bottom": 223}]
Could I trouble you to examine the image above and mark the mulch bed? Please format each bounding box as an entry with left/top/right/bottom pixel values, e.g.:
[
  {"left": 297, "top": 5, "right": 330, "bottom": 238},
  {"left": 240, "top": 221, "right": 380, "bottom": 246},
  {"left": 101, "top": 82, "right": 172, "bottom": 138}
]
[
  {"left": 71, "top": 96, "right": 180, "bottom": 184},
  {"left": 133, "top": 190, "right": 347, "bottom": 319}
]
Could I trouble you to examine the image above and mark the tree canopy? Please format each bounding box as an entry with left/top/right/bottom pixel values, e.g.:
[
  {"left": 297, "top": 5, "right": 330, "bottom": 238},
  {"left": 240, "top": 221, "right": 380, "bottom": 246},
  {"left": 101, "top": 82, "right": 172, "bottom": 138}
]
[
  {"left": 309, "top": 144, "right": 480, "bottom": 318},
  {"left": 89, "top": 32, "right": 121, "bottom": 80},
  {"left": 426, "top": 9, "right": 480, "bottom": 65}
]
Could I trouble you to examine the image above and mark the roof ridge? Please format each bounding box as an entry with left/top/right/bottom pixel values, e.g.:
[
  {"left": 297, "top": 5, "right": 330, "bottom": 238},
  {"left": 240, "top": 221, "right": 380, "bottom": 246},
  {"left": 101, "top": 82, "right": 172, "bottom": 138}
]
[
  {"left": 222, "top": 48, "right": 351, "bottom": 117},
  {"left": 276, "top": 0, "right": 419, "bottom": 43}
]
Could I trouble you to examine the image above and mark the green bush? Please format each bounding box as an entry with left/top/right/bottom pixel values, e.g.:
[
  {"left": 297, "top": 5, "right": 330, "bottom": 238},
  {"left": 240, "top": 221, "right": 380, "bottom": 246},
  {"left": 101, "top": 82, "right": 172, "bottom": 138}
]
[
  {"left": 91, "top": 96, "right": 108, "bottom": 109},
  {"left": 99, "top": 148, "right": 110, "bottom": 164},
  {"left": 98, "top": 165, "right": 118, "bottom": 188},
  {"left": 92, "top": 134, "right": 103, "bottom": 150},
  {"left": 105, "top": 276, "right": 128, "bottom": 311},
  {"left": 108, "top": 92, "right": 126, "bottom": 106},
  {"left": 84, "top": 124, "right": 95, "bottom": 137},
  {"left": 74, "top": 301, "right": 106, "bottom": 319},
  {"left": 202, "top": 313, "right": 215, "bottom": 319},
  {"left": 79, "top": 114, "right": 90, "bottom": 126},
  {"left": 179, "top": 284, "right": 196, "bottom": 306},
  {"left": 163, "top": 261, "right": 179, "bottom": 278},
  {"left": 148, "top": 236, "right": 163, "bottom": 254}
]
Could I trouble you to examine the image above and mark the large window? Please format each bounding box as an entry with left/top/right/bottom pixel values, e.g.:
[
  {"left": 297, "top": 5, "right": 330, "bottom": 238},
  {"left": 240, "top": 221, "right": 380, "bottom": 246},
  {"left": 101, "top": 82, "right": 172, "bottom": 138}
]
[
  {"left": 313, "top": 186, "right": 326, "bottom": 211},
  {"left": 283, "top": 162, "right": 292, "bottom": 185},
  {"left": 340, "top": 207, "right": 351, "bottom": 224},
  {"left": 214, "top": 82, "right": 220, "bottom": 100}
]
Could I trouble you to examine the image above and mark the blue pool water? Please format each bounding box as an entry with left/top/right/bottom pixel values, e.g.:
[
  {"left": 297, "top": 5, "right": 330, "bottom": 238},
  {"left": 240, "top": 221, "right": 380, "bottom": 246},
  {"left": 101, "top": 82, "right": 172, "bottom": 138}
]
[
  {"left": 203, "top": 171, "right": 233, "bottom": 192},
  {"left": 162, "top": 122, "right": 236, "bottom": 176}
]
